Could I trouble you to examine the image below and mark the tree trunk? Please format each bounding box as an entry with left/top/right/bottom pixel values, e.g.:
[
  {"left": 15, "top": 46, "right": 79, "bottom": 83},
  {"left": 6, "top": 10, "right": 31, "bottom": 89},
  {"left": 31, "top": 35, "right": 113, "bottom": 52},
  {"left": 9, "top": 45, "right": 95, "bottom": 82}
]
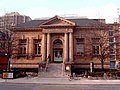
[{"left": 101, "top": 60, "right": 104, "bottom": 71}]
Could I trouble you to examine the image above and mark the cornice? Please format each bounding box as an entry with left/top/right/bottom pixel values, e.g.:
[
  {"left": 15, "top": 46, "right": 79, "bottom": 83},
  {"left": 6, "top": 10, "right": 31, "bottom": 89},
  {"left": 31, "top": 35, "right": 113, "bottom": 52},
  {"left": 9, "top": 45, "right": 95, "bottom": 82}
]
[{"left": 12, "top": 28, "right": 42, "bottom": 32}]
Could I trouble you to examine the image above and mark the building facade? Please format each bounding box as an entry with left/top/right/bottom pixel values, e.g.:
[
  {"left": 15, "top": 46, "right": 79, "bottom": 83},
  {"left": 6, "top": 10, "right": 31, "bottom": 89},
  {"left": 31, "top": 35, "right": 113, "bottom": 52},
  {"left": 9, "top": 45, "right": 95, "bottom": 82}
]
[
  {"left": 10, "top": 16, "right": 111, "bottom": 72},
  {"left": 113, "top": 22, "right": 120, "bottom": 69},
  {"left": 0, "top": 12, "right": 31, "bottom": 29}
]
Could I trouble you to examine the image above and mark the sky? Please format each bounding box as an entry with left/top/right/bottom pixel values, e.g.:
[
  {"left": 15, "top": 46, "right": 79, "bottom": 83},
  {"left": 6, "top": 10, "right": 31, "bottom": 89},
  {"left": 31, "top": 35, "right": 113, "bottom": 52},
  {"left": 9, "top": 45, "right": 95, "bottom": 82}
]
[{"left": 0, "top": 0, "right": 120, "bottom": 23}]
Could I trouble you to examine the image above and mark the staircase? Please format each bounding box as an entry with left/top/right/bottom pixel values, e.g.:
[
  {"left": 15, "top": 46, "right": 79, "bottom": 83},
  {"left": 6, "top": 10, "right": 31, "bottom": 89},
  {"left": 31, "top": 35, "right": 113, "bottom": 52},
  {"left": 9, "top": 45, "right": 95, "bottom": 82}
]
[{"left": 38, "top": 63, "right": 67, "bottom": 78}]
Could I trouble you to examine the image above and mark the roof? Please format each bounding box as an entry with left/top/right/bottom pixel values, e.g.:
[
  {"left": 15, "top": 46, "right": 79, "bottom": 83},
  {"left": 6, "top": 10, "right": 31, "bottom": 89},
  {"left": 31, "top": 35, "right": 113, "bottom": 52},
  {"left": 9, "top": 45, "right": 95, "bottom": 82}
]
[
  {"left": 16, "top": 16, "right": 106, "bottom": 29},
  {"left": 17, "top": 20, "right": 46, "bottom": 28},
  {"left": 68, "top": 19, "right": 105, "bottom": 27}
]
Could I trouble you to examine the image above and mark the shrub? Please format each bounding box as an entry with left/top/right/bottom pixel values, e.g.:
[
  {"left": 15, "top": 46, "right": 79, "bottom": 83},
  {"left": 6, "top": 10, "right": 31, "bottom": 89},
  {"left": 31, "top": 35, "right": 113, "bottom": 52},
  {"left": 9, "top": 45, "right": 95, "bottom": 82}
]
[{"left": 89, "top": 72, "right": 104, "bottom": 77}]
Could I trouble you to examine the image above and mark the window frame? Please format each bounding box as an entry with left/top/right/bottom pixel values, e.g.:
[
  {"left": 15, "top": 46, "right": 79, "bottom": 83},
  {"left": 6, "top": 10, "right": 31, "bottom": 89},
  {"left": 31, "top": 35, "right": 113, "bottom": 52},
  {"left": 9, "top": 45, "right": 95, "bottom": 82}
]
[
  {"left": 92, "top": 45, "right": 100, "bottom": 55},
  {"left": 33, "top": 39, "right": 41, "bottom": 56},
  {"left": 19, "top": 39, "right": 27, "bottom": 56},
  {"left": 92, "top": 38, "right": 100, "bottom": 55},
  {"left": 76, "top": 38, "right": 84, "bottom": 55}
]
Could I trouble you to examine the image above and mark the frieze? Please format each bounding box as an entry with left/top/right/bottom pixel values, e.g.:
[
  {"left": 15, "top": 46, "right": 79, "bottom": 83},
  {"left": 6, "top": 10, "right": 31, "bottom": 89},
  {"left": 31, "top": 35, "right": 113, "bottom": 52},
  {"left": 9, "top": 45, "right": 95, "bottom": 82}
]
[{"left": 43, "top": 28, "right": 73, "bottom": 33}]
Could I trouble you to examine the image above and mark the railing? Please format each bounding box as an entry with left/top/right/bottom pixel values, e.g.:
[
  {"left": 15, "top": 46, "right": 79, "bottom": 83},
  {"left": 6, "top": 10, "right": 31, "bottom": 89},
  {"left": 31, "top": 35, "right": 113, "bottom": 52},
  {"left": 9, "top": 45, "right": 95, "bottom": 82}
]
[{"left": 44, "top": 58, "right": 49, "bottom": 72}]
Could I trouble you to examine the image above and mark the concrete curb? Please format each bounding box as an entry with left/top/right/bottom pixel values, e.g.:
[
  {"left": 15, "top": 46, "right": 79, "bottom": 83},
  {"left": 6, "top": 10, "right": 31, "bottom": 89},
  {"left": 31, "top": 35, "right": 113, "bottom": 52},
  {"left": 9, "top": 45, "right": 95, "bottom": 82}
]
[{"left": 1, "top": 77, "right": 120, "bottom": 85}]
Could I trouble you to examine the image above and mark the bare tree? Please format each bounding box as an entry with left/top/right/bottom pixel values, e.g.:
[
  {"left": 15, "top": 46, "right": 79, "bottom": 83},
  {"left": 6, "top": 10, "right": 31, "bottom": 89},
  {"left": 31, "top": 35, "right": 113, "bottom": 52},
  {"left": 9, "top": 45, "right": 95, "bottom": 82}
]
[
  {"left": 0, "top": 16, "right": 19, "bottom": 70},
  {"left": 84, "top": 24, "right": 111, "bottom": 70}
]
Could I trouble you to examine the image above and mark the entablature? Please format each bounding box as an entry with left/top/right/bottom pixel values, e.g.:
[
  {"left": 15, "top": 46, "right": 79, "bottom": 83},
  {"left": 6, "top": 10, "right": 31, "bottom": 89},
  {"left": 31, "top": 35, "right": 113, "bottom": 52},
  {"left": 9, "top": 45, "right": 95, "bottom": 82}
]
[{"left": 42, "top": 28, "right": 73, "bottom": 33}]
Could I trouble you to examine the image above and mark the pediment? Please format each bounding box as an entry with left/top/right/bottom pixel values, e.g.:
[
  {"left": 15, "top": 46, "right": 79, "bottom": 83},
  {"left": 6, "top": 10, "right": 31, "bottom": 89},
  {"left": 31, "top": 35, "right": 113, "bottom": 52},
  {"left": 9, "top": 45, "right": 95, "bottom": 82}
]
[{"left": 39, "top": 15, "right": 75, "bottom": 27}]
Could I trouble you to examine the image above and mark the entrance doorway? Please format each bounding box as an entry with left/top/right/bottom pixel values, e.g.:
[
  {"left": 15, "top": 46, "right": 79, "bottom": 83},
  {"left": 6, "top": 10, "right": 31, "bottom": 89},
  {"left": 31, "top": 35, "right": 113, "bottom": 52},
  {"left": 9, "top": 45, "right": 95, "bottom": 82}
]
[
  {"left": 54, "top": 49, "right": 63, "bottom": 62},
  {"left": 53, "top": 39, "right": 63, "bottom": 62}
]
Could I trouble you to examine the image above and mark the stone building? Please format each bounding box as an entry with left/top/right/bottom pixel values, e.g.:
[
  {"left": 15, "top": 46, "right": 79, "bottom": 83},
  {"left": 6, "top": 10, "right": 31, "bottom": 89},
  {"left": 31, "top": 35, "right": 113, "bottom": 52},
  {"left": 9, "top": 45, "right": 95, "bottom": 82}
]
[{"left": 10, "top": 15, "right": 111, "bottom": 72}]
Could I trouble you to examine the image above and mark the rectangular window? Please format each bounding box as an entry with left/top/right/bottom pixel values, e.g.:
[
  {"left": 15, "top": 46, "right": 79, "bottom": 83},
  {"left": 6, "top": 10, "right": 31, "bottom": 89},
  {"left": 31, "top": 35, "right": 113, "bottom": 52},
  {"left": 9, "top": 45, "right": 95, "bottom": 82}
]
[
  {"left": 92, "top": 45, "right": 100, "bottom": 55},
  {"left": 109, "top": 37, "right": 114, "bottom": 42},
  {"left": 109, "top": 43, "right": 114, "bottom": 48},
  {"left": 110, "top": 48, "right": 115, "bottom": 54},
  {"left": 110, "top": 55, "right": 115, "bottom": 60},
  {"left": 76, "top": 38, "right": 84, "bottom": 55},
  {"left": 19, "top": 39, "right": 26, "bottom": 55},
  {"left": 109, "top": 30, "right": 114, "bottom": 36},
  {"left": 92, "top": 38, "right": 100, "bottom": 55},
  {"left": 34, "top": 39, "right": 41, "bottom": 55}
]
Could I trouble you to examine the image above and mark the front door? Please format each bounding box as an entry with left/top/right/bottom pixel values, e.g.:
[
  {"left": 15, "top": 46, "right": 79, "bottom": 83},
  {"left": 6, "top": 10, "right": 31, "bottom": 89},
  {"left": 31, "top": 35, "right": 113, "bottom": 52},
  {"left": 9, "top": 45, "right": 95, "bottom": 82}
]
[{"left": 54, "top": 49, "right": 63, "bottom": 62}]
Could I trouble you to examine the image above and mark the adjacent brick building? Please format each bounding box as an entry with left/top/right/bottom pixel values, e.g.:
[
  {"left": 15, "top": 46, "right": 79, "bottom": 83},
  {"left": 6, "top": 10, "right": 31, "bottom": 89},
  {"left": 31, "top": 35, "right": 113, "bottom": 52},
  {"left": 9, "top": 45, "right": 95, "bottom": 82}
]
[{"left": 0, "top": 12, "right": 31, "bottom": 29}]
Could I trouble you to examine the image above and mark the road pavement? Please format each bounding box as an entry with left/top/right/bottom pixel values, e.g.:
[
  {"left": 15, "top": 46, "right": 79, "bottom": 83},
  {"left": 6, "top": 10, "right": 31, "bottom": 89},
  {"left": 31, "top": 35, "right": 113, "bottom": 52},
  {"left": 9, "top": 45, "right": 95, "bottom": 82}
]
[{"left": 0, "top": 83, "right": 120, "bottom": 90}]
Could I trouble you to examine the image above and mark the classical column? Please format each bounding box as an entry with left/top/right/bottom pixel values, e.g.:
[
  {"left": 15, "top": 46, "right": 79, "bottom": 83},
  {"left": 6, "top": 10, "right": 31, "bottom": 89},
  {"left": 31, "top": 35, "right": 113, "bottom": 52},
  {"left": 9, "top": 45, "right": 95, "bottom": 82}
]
[
  {"left": 47, "top": 33, "right": 51, "bottom": 58},
  {"left": 64, "top": 33, "right": 68, "bottom": 63},
  {"left": 69, "top": 33, "right": 73, "bottom": 62},
  {"left": 42, "top": 33, "right": 46, "bottom": 61}
]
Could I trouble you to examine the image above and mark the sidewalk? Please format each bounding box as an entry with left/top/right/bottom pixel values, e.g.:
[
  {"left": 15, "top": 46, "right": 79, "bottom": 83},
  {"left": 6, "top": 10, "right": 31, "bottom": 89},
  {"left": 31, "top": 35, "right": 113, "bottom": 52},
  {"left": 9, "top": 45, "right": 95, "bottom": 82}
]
[{"left": 1, "top": 77, "right": 120, "bottom": 84}]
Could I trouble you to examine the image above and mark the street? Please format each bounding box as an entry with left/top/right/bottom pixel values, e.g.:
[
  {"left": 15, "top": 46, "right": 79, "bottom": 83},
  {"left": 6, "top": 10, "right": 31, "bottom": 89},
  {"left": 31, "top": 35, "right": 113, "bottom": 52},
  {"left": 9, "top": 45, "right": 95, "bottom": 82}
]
[{"left": 0, "top": 83, "right": 120, "bottom": 90}]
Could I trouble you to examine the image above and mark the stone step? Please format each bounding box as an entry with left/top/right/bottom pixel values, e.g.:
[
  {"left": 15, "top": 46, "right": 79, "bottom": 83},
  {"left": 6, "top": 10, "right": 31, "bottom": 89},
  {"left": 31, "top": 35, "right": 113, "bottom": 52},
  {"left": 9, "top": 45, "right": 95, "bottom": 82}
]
[{"left": 38, "top": 63, "right": 66, "bottom": 78}]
